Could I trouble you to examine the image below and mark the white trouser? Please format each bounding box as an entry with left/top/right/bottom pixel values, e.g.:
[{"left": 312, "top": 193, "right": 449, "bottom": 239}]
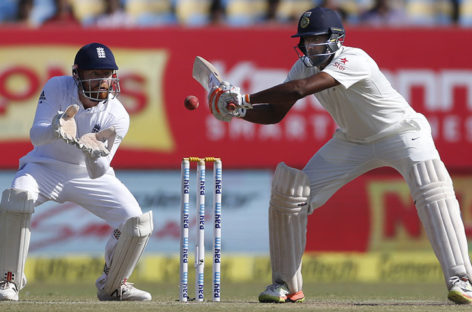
[
  {"left": 304, "top": 117, "right": 440, "bottom": 211},
  {"left": 303, "top": 116, "right": 470, "bottom": 286},
  {"left": 10, "top": 161, "right": 143, "bottom": 288}
]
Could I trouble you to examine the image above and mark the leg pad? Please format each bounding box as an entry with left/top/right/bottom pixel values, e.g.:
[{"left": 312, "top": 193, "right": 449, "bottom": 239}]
[
  {"left": 103, "top": 211, "right": 153, "bottom": 295},
  {"left": 269, "top": 163, "right": 310, "bottom": 293},
  {"left": 0, "top": 189, "right": 35, "bottom": 289},
  {"left": 409, "top": 159, "right": 472, "bottom": 284}
]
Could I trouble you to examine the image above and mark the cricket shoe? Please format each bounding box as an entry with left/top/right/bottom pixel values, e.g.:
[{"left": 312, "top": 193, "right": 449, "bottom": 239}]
[
  {"left": 0, "top": 280, "right": 19, "bottom": 301},
  {"left": 448, "top": 276, "right": 472, "bottom": 304},
  {"left": 97, "top": 282, "right": 152, "bottom": 301},
  {"left": 258, "top": 282, "right": 305, "bottom": 303}
]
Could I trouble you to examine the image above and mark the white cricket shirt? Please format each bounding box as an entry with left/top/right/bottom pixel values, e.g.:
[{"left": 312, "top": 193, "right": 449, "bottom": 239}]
[
  {"left": 286, "top": 46, "right": 423, "bottom": 143},
  {"left": 19, "top": 76, "right": 129, "bottom": 169}
]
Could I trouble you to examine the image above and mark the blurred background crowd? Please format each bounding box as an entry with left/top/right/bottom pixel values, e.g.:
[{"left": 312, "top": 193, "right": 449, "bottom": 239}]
[{"left": 0, "top": 0, "right": 469, "bottom": 28}]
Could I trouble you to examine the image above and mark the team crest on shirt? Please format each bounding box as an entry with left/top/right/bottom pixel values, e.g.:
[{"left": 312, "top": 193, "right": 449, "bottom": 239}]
[{"left": 92, "top": 124, "right": 101, "bottom": 133}]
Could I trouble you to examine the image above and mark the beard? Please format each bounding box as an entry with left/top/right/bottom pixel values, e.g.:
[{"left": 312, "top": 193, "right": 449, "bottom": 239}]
[
  {"left": 84, "top": 88, "right": 108, "bottom": 101},
  {"left": 97, "top": 89, "right": 108, "bottom": 100}
]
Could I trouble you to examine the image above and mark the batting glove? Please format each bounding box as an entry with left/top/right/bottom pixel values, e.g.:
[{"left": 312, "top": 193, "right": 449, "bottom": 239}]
[{"left": 208, "top": 81, "right": 251, "bottom": 122}]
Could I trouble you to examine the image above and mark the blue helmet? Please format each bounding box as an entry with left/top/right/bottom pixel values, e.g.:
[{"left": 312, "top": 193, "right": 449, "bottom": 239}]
[
  {"left": 74, "top": 42, "right": 118, "bottom": 70},
  {"left": 292, "top": 7, "right": 345, "bottom": 67},
  {"left": 72, "top": 42, "right": 120, "bottom": 102}
]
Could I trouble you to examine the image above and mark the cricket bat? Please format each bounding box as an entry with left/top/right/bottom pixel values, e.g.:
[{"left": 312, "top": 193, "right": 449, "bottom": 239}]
[
  {"left": 192, "top": 56, "right": 223, "bottom": 92},
  {"left": 192, "top": 56, "right": 236, "bottom": 110}
]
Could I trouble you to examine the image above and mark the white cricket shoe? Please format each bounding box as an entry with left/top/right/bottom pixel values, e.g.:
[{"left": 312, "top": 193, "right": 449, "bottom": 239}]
[
  {"left": 258, "top": 282, "right": 305, "bottom": 303},
  {"left": 0, "top": 280, "right": 19, "bottom": 301},
  {"left": 97, "top": 282, "right": 152, "bottom": 301},
  {"left": 448, "top": 276, "right": 472, "bottom": 304}
]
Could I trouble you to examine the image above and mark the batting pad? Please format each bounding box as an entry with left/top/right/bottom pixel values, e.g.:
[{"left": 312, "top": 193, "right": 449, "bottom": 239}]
[
  {"left": 0, "top": 188, "right": 35, "bottom": 289},
  {"left": 269, "top": 162, "right": 310, "bottom": 293},
  {"left": 103, "top": 211, "right": 153, "bottom": 295},
  {"left": 408, "top": 159, "right": 472, "bottom": 284}
]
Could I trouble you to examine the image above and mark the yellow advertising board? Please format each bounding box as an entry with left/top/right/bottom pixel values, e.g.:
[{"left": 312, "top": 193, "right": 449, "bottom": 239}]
[
  {"left": 0, "top": 45, "right": 174, "bottom": 151},
  {"left": 24, "top": 252, "right": 445, "bottom": 284}
]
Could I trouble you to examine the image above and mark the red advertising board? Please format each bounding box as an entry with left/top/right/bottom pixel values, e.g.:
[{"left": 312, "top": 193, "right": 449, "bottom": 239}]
[{"left": 0, "top": 27, "right": 471, "bottom": 169}]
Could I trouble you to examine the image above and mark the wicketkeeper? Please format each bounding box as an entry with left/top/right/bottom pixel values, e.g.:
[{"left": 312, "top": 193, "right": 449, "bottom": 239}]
[
  {"left": 0, "top": 42, "right": 153, "bottom": 301},
  {"left": 208, "top": 7, "right": 472, "bottom": 304}
]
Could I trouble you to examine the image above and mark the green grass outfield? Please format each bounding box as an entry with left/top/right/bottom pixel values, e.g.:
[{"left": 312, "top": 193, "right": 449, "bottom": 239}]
[{"left": 1, "top": 281, "right": 471, "bottom": 312}]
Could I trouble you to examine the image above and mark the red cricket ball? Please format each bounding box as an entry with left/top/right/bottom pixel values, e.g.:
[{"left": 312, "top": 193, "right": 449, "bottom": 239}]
[{"left": 184, "top": 95, "right": 199, "bottom": 110}]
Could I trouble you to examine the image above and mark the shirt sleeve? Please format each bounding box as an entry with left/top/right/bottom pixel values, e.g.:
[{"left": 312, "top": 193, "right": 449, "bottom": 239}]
[
  {"left": 322, "top": 49, "right": 371, "bottom": 89},
  {"left": 29, "top": 78, "right": 63, "bottom": 146}
]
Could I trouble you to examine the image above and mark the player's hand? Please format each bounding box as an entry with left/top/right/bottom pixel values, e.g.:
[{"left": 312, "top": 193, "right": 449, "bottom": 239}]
[
  {"left": 52, "top": 104, "right": 79, "bottom": 143},
  {"left": 79, "top": 126, "right": 116, "bottom": 158},
  {"left": 208, "top": 82, "right": 251, "bottom": 122},
  {"left": 208, "top": 81, "right": 236, "bottom": 122}
]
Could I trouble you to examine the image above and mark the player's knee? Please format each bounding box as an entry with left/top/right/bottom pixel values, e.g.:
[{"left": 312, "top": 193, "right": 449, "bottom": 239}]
[
  {"left": 408, "top": 159, "right": 456, "bottom": 207},
  {"left": 0, "top": 188, "right": 35, "bottom": 214},
  {"left": 270, "top": 162, "right": 310, "bottom": 215},
  {"left": 306, "top": 196, "right": 328, "bottom": 214},
  {"left": 121, "top": 211, "right": 154, "bottom": 238}
]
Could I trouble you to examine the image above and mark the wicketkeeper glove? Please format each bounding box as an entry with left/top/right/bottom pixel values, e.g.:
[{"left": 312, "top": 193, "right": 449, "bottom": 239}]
[
  {"left": 78, "top": 127, "right": 116, "bottom": 158},
  {"left": 52, "top": 104, "right": 115, "bottom": 158},
  {"left": 52, "top": 104, "right": 79, "bottom": 144}
]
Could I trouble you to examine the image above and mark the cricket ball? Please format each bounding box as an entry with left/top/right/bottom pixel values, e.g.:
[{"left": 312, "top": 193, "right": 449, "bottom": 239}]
[{"left": 184, "top": 95, "right": 199, "bottom": 110}]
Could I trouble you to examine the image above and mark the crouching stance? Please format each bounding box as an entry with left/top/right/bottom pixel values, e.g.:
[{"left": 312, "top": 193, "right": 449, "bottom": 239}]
[
  {"left": 0, "top": 189, "right": 153, "bottom": 301},
  {"left": 0, "top": 42, "right": 153, "bottom": 301}
]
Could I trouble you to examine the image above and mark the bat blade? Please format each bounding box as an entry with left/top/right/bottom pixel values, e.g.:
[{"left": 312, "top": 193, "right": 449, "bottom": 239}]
[{"left": 192, "top": 56, "right": 223, "bottom": 92}]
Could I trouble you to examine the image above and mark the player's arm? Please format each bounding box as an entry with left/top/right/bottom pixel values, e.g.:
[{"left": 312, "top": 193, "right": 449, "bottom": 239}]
[
  {"left": 208, "top": 72, "right": 338, "bottom": 124},
  {"left": 244, "top": 72, "right": 338, "bottom": 124},
  {"left": 30, "top": 80, "right": 64, "bottom": 146},
  {"left": 84, "top": 152, "right": 111, "bottom": 179}
]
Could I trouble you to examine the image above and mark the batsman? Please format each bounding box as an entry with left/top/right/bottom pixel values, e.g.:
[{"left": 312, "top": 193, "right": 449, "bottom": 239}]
[
  {"left": 0, "top": 43, "right": 153, "bottom": 301},
  {"left": 208, "top": 7, "right": 472, "bottom": 304}
]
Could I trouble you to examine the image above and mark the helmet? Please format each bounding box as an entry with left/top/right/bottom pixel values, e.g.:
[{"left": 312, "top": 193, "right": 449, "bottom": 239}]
[
  {"left": 74, "top": 42, "right": 118, "bottom": 70},
  {"left": 292, "top": 7, "right": 345, "bottom": 67},
  {"left": 72, "top": 42, "right": 120, "bottom": 102}
]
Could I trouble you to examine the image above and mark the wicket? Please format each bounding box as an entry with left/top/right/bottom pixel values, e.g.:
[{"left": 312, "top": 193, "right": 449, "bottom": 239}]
[{"left": 180, "top": 157, "right": 222, "bottom": 302}]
